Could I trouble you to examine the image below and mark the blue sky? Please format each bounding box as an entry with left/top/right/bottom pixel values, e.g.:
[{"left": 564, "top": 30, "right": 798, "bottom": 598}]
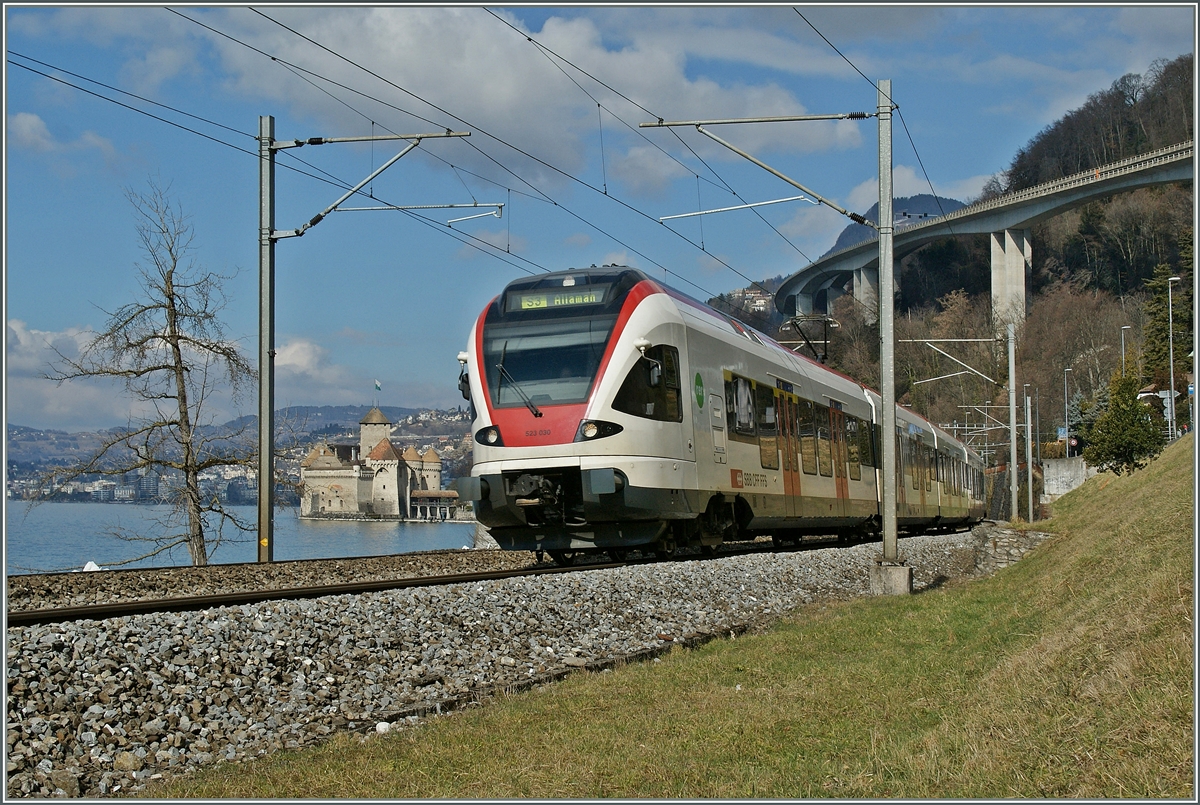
[{"left": 4, "top": 4, "right": 1195, "bottom": 431}]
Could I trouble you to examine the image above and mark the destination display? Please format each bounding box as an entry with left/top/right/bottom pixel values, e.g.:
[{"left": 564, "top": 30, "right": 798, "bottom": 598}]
[{"left": 507, "top": 285, "right": 609, "bottom": 312}]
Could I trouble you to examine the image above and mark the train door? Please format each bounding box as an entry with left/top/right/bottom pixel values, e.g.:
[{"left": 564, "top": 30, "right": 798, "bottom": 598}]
[
  {"left": 710, "top": 393, "right": 727, "bottom": 465},
  {"left": 917, "top": 443, "right": 929, "bottom": 511},
  {"left": 780, "top": 393, "right": 801, "bottom": 517},
  {"left": 829, "top": 406, "right": 849, "bottom": 515}
]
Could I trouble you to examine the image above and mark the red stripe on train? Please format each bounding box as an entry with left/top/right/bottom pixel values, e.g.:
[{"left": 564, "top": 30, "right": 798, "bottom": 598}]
[{"left": 476, "top": 280, "right": 662, "bottom": 447}]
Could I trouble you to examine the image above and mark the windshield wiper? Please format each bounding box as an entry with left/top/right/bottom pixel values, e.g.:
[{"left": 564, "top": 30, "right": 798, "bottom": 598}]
[{"left": 496, "top": 342, "right": 543, "bottom": 418}]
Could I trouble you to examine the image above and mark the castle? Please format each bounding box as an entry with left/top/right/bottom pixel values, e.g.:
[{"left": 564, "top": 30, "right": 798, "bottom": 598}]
[{"left": 298, "top": 407, "right": 460, "bottom": 520}]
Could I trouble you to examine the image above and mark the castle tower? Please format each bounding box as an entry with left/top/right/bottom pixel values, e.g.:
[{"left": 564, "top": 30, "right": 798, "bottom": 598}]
[
  {"left": 359, "top": 407, "right": 393, "bottom": 459},
  {"left": 420, "top": 447, "right": 442, "bottom": 491}
]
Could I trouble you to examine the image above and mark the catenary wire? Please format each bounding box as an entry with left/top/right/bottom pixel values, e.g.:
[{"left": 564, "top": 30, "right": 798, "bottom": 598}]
[
  {"left": 792, "top": 7, "right": 955, "bottom": 227},
  {"left": 241, "top": 8, "right": 748, "bottom": 307},
  {"left": 486, "top": 7, "right": 816, "bottom": 271},
  {"left": 6, "top": 55, "right": 542, "bottom": 278}
]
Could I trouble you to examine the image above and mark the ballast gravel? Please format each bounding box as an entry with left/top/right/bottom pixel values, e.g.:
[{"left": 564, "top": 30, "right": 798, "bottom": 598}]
[{"left": 5, "top": 524, "right": 1042, "bottom": 798}]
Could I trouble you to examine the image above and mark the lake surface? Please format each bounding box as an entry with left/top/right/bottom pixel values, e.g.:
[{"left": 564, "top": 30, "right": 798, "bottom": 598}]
[{"left": 4, "top": 502, "right": 477, "bottom": 575}]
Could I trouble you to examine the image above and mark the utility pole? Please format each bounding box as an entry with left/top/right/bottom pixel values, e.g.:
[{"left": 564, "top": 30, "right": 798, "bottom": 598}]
[
  {"left": 637, "top": 85, "right": 904, "bottom": 592},
  {"left": 257, "top": 116, "right": 275, "bottom": 562},
  {"left": 876, "top": 79, "right": 908, "bottom": 594},
  {"left": 1024, "top": 385, "right": 1033, "bottom": 522},
  {"left": 1008, "top": 323, "right": 1018, "bottom": 521},
  {"left": 256, "top": 115, "right": 471, "bottom": 561}
]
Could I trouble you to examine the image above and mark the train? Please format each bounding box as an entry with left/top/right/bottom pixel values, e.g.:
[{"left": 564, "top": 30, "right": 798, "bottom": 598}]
[{"left": 454, "top": 265, "right": 986, "bottom": 564}]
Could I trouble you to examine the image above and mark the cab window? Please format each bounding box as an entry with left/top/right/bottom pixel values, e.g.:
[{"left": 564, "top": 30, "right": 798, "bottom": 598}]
[{"left": 613, "top": 345, "right": 682, "bottom": 422}]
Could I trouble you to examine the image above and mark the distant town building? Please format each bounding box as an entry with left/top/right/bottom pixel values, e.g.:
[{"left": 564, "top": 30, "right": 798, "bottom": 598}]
[{"left": 298, "top": 407, "right": 466, "bottom": 521}]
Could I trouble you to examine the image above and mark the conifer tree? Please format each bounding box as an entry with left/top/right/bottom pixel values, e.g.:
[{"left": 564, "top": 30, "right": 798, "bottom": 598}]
[{"left": 1082, "top": 372, "right": 1166, "bottom": 474}]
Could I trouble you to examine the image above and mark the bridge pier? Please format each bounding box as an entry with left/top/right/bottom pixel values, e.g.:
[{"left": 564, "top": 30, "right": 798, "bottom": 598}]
[
  {"left": 853, "top": 266, "right": 879, "bottom": 323},
  {"left": 774, "top": 142, "right": 1192, "bottom": 323},
  {"left": 990, "top": 228, "right": 1030, "bottom": 322}
]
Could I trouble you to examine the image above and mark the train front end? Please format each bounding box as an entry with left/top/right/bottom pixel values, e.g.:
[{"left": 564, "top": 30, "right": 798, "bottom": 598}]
[{"left": 455, "top": 266, "right": 694, "bottom": 558}]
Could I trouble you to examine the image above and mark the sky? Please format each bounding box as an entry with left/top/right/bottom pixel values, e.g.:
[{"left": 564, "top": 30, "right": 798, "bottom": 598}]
[{"left": 4, "top": 4, "right": 1195, "bottom": 432}]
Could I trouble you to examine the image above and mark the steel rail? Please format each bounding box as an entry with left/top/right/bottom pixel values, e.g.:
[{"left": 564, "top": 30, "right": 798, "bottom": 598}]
[
  {"left": 6, "top": 562, "right": 623, "bottom": 628},
  {"left": 7, "top": 527, "right": 971, "bottom": 628}
]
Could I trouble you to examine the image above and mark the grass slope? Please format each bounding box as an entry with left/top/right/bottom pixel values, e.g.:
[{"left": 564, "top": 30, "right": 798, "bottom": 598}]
[{"left": 151, "top": 436, "right": 1195, "bottom": 799}]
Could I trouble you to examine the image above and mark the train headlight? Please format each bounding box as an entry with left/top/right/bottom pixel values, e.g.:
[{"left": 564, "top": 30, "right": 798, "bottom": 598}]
[
  {"left": 475, "top": 426, "right": 504, "bottom": 446},
  {"left": 574, "top": 420, "right": 623, "bottom": 441}
]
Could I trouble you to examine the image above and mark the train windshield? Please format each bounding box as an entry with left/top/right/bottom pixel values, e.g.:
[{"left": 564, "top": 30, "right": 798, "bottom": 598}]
[{"left": 482, "top": 269, "right": 644, "bottom": 408}]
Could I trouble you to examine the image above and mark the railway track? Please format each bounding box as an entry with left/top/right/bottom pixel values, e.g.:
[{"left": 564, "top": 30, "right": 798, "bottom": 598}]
[
  {"left": 7, "top": 529, "right": 963, "bottom": 628},
  {"left": 5, "top": 560, "right": 625, "bottom": 628},
  {"left": 4, "top": 536, "right": 837, "bottom": 627}
]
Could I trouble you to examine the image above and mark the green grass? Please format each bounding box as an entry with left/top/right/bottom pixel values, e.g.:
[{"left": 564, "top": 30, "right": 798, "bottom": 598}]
[{"left": 147, "top": 435, "right": 1194, "bottom": 798}]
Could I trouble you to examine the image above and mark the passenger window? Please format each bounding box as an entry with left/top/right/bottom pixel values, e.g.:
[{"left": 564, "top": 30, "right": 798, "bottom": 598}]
[
  {"left": 911, "top": 439, "right": 920, "bottom": 490},
  {"left": 756, "top": 384, "right": 779, "bottom": 470},
  {"left": 613, "top": 345, "right": 682, "bottom": 422},
  {"left": 726, "top": 375, "right": 756, "bottom": 437},
  {"left": 816, "top": 404, "right": 833, "bottom": 477},
  {"left": 846, "top": 416, "right": 861, "bottom": 481},
  {"left": 859, "top": 421, "right": 875, "bottom": 468},
  {"left": 798, "top": 398, "right": 817, "bottom": 475}
]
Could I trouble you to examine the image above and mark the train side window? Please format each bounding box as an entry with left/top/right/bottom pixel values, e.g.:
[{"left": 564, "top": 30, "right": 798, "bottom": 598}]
[
  {"left": 845, "top": 416, "right": 861, "bottom": 481},
  {"left": 859, "top": 421, "right": 875, "bottom": 468},
  {"left": 756, "top": 384, "right": 779, "bottom": 470},
  {"left": 926, "top": 446, "right": 934, "bottom": 492},
  {"left": 816, "top": 404, "right": 833, "bottom": 477},
  {"left": 780, "top": 397, "right": 793, "bottom": 473},
  {"left": 612, "top": 345, "right": 682, "bottom": 422},
  {"left": 798, "top": 398, "right": 817, "bottom": 475},
  {"left": 726, "top": 375, "right": 756, "bottom": 439},
  {"left": 910, "top": 438, "right": 920, "bottom": 490}
]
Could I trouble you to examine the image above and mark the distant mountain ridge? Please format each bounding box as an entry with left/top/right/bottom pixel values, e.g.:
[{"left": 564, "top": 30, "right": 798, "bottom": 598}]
[
  {"left": 220, "top": 405, "right": 422, "bottom": 433},
  {"left": 822, "top": 194, "right": 967, "bottom": 258},
  {"left": 6, "top": 405, "right": 429, "bottom": 467}
]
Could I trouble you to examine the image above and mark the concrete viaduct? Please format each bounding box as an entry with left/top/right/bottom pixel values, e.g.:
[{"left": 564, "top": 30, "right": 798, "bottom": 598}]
[{"left": 774, "top": 140, "right": 1193, "bottom": 323}]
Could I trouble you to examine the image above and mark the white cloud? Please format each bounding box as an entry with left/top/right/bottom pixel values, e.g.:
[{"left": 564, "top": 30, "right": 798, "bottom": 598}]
[
  {"left": 119, "top": 44, "right": 199, "bottom": 96},
  {"left": 7, "top": 112, "right": 56, "bottom": 151},
  {"left": 933, "top": 174, "right": 993, "bottom": 205},
  {"left": 271, "top": 336, "right": 457, "bottom": 410},
  {"left": 779, "top": 203, "right": 852, "bottom": 259},
  {"left": 610, "top": 145, "right": 692, "bottom": 198},
  {"left": 6, "top": 111, "right": 120, "bottom": 171},
  {"left": 5, "top": 319, "right": 149, "bottom": 431}
]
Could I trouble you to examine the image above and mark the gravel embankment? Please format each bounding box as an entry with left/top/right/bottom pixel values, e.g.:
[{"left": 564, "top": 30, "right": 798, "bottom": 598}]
[{"left": 5, "top": 524, "right": 1045, "bottom": 798}]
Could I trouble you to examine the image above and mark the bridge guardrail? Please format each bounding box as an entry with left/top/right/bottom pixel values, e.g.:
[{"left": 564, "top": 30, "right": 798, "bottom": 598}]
[{"left": 815, "top": 140, "right": 1194, "bottom": 263}]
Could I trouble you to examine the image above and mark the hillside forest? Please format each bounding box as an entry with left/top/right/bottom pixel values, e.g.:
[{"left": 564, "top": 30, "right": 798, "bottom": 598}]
[{"left": 716, "top": 53, "right": 1194, "bottom": 462}]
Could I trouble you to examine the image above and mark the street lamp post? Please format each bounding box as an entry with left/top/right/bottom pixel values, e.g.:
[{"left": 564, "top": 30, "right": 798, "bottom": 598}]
[
  {"left": 1121, "top": 325, "right": 1132, "bottom": 376},
  {"left": 1064, "top": 367, "right": 1073, "bottom": 457},
  {"left": 1168, "top": 276, "right": 1180, "bottom": 440},
  {"left": 1024, "top": 383, "right": 1033, "bottom": 521}
]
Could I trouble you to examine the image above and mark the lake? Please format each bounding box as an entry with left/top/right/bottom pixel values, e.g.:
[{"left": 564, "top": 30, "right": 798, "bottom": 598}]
[{"left": 4, "top": 502, "right": 478, "bottom": 575}]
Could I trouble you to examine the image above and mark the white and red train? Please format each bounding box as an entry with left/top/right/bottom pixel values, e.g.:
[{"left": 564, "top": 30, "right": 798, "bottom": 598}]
[{"left": 455, "top": 266, "right": 986, "bottom": 564}]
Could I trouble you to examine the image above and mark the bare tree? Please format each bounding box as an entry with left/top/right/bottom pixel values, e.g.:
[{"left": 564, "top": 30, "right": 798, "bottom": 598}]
[{"left": 40, "top": 180, "right": 255, "bottom": 566}]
